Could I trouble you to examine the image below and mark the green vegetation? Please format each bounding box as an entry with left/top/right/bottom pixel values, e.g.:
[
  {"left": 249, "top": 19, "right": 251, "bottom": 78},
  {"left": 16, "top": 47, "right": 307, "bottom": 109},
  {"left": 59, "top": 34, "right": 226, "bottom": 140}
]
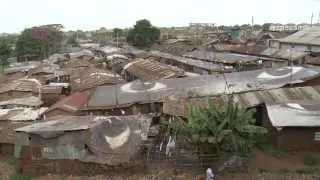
[
  {"left": 304, "top": 153, "right": 320, "bottom": 166},
  {"left": 0, "top": 39, "right": 12, "bottom": 72},
  {"left": 113, "top": 28, "right": 123, "bottom": 38},
  {"left": 127, "top": 19, "right": 160, "bottom": 48},
  {"left": 66, "top": 35, "right": 79, "bottom": 47},
  {"left": 15, "top": 24, "right": 63, "bottom": 60},
  {"left": 170, "top": 97, "right": 267, "bottom": 156},
  {"left": 9, "top": 173, "right": 31, "bottom": 180}
]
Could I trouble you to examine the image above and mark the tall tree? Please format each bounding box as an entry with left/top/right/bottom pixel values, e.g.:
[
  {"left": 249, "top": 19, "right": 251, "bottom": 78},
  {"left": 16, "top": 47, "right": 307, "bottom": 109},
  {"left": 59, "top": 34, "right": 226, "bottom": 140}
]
[
  {"left": 127, "top": 19, "right": 160, "bottom": 48},
  {"left": 0, "top": 40, "right": 12, "bottom": 71},
  {"left": 15, "top": 24, "right": 63, "bottom": 60}
]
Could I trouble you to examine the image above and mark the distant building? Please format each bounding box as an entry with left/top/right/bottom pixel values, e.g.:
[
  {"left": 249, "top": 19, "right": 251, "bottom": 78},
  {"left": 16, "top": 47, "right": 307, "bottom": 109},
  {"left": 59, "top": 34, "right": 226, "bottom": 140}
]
[
  {"left": 270, "top": 26, "right": 320, "bottom": 52},
  {"left": 269, "top": 23, "right": 311, "bottom": 32}
]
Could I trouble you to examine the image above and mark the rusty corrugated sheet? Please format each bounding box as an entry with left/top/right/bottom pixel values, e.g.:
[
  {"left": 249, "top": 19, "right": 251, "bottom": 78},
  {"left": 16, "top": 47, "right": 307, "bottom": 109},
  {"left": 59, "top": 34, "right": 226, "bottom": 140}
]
[{"left": 123, "top": 58, "right": 185, "bottom": 81}]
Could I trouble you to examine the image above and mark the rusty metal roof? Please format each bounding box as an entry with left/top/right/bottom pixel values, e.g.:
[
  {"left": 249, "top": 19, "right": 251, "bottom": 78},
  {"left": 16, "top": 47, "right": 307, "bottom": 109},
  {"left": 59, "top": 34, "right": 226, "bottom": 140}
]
[
  {"left": 0, "top": 96, "right": 42, "bottom": 107},
  {"left": 163, "top": 85, "right": 320, "bottom": 117},
  {"left": 123, "top": 58, "right": 185, "bottom": 81},
  {"left": 279, "top": 26, "right": 320, "bottom": 46},
  {"left": 261, "top": 48, "right": 307, "bottom": 60},
  {"left": 0, "top": 79, "right": 41, "bottom": 93},
  {"left": 0, "top": 107, "right": 48, "bottom": 121},
  {"left": 148, "top": 50, "right": 227, "bottom": 72},
  {"left": 183, "top": 50, "right": 261, "bottom": 64},
  {"left": 266, "top": 101, "right": 320, "bottom": 127},
  {"left": 71, "top": 67, "right": 125, "bottom": 91},
  {"left": 87, "top": 66, "right": 320, "bottom": 110}
]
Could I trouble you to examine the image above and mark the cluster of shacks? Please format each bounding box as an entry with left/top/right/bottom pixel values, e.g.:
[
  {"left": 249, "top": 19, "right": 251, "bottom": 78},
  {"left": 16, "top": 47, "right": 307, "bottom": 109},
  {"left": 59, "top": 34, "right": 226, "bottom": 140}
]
[{"left": 1, "top": 26, "right": 320, "bottom": 176}]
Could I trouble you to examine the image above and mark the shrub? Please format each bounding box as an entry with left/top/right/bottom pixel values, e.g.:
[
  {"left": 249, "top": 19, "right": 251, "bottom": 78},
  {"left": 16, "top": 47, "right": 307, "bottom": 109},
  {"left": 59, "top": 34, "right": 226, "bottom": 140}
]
[
  {"left": 9, "top": 173, "right": 31, "bottom": 180},
  {"left": 304, "top": 154, "right": 319, "bottom": 166}
]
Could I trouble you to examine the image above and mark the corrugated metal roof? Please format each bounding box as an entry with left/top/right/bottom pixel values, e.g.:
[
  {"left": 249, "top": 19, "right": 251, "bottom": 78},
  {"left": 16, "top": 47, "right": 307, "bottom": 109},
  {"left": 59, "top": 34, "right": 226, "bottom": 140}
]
[
  {"left": 279, "top": 26, "right": 320, "bottom": 46},
  {"left": 0, "top": 78, "right": 40, "bottom": 94},
  {"left": 71, "top": 67, "right": 125, "bottom": 91},
  {"left": 123, "top": 58, "right": 185, "bottom": 81},
  {"left": 87, "top": 66, "right": 320, "bottom": 109},
  {"left": 0, "top": 107, "right": 48, "bottom": 121},
  {"left": 266, "top": 101, "right": 320, "bottom": 127},
  {"left": 261, "top": 48, "right": 307, "bottom": 60},
  {"left": 149, "top": 50, "right": 231, "bottom": 72},
  {"left": 163, "top": 85, "right": 320, "bottom": 117},
  {"left": 0, "top": 96, "right": 42, "bottom": 107},
  {"left": 183, "top": 50, "right": 260, "bottom": 64}
]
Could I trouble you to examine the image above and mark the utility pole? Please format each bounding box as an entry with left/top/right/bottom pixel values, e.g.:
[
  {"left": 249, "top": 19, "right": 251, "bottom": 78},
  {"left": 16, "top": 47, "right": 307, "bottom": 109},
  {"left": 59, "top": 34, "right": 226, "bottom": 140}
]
[
  {"left": 311, "top": 13, "right": 314, "bottom": 27},
  {"left": 252, "top": 16, "right": 254, "bottom": 31}
]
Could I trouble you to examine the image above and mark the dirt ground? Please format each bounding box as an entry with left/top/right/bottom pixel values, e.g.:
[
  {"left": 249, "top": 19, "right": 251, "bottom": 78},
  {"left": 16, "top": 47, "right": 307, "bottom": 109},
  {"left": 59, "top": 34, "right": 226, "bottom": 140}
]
[{"left": 1, "top": 150, "right": 320, "bottom": 180}]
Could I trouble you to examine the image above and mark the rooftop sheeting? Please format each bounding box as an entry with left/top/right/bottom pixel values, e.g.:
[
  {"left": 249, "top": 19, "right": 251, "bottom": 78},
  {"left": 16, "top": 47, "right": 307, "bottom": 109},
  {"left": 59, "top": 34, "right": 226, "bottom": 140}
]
[
  {"left": 149, "top": 50, "right": 228, "bottom": 72},
  {"left": 71, "top": 67, "right": 125, "bottom": 91},
  {"left": 278, "top": 26, "right": 320, "bottom": 46},
  {"left": 163, "top": 85, "right": 320, "bottom": 117},
  {"left": 0, "top": 107, "right": 48, "bottom": 121},
  {"left": 261, "top": 48, "right": 307, "bottom": 60},
  {"left": 86, "top": 66, "right": 320, "bottom": 109},
  {"left": 183, "top": 50, "right": 261, "bottom": 64},
  {"left": 266, "top": 101, "right": 320, "bottom": 127},
  {"left": 123, "top": 58, "right": 185, "bottom": 81},
  {"left": 0, "top": 96, "right": 42, "bottom": 107},
  {"left": 0, "top": 79, "right": 41, "bottom": 93},
  {"left": 15, "top": 115, "right": 152, "bottom": 165}
]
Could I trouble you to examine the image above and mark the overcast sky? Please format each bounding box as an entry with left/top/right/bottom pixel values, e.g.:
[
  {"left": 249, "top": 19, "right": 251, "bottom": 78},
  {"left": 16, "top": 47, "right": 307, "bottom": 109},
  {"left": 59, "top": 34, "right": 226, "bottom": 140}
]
[{"left": 1, "top": 0, "right": 319, "bottom": 33}]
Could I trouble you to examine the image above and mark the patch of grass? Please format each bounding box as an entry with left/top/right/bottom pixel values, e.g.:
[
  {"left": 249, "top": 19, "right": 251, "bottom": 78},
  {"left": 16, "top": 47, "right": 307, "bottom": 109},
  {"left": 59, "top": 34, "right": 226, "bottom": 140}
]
[
  {"left": 303, "top": 153, "right": 320, "bottom": 166},
  {"left": 9, "top": 173, "right": 31, "bottom": 180}
]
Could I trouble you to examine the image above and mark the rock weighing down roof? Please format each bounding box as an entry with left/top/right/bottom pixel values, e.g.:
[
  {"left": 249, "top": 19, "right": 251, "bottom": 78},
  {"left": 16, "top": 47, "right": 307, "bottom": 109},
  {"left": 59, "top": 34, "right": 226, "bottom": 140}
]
[
  {"left": 123, "top": 58, "right": 185, "bottom": 81},
  {"left": 266, "top": 101, "right": 320, "bottom": 127},
  {"left": 86, "top": 66, "right": 320, "bottom": 109},
  {"left": 278, "top": 26, "right": 320, "bottom": 46},
  {"left": 15, "top": 115, "right": 153, "bottom": 165}
]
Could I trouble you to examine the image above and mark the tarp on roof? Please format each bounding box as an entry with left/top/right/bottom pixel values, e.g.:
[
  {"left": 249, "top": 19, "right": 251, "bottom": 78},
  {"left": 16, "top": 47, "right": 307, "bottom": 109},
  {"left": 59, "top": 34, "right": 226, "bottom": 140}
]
[
  {"left": 15, "top": 115, "right": 152, "bottom": 165},
  {"left": 87, "top": 66, "right": 320, "bottom": 109}
]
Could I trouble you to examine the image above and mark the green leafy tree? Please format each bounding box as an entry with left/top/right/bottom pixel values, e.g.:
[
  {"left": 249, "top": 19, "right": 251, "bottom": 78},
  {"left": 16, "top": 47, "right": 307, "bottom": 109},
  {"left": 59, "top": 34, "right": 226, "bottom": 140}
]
[
  {"left": 66, "top": 36, "right": 79, "bottom": 47},
  {"left": 127, "top": 19, "right": 160, "bottom": 48},
  {"left": 15, "top": 24, "right": 63, "bottom": 60},
  {"left": 113, "top": 28, "right": 123, "bottom": 37},
  {"left": 170, "top": 97, "right": 267, "bottom": 155},
  {"left": 0, "top": 40, "right": 12, "bottom": 71},
  {"left": 262, "top": 23, "right": 272, "bottom": 31}
]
